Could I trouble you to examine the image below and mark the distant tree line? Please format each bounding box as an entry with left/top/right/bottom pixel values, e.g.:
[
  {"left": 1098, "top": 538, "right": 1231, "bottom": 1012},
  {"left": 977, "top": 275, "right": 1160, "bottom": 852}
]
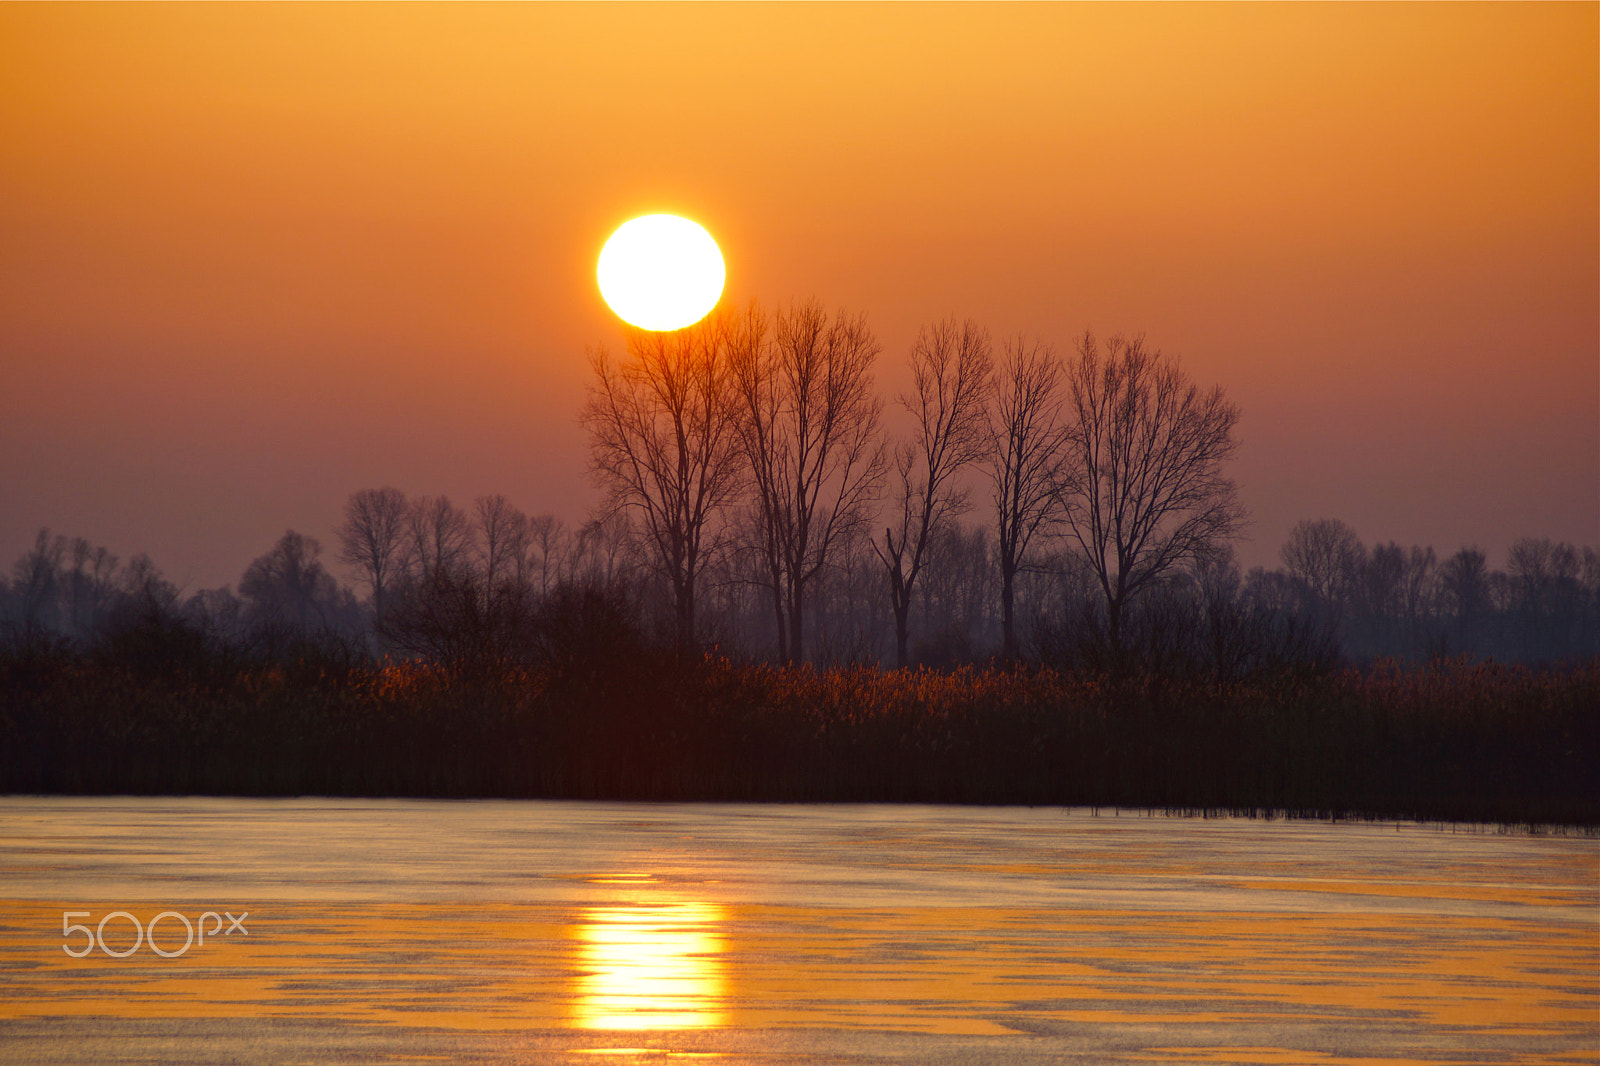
[
  {"left": 1, "top": 303, "right": 1595, "bottom": 670},
  {"left": 2, "top": 514, "right": 1593, "bottom": 675}
]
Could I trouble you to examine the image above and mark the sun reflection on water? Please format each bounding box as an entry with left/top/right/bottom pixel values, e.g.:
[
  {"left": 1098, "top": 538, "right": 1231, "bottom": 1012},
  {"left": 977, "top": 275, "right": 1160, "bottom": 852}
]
[{"left": 574, "top": 899, "right": 728, "bottom": 1030}]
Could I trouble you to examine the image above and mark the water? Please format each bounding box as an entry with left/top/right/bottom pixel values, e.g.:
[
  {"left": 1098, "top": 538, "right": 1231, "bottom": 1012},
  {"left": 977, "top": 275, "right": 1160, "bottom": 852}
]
[{"left": 0, "top": 798, "right": 1594, "bottom": 1064}]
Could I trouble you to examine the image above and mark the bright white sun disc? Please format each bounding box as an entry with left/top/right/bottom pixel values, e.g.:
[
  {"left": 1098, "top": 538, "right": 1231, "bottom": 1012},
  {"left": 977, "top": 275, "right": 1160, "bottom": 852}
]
[{"left": 597, "top": 214, "right": 725, "bottom": 331}]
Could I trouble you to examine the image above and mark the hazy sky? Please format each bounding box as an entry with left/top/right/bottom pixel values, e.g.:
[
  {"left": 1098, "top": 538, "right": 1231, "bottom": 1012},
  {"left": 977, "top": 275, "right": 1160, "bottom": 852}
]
[{"left": 3, "top": 3, "right": 1595, "bottom": 590}]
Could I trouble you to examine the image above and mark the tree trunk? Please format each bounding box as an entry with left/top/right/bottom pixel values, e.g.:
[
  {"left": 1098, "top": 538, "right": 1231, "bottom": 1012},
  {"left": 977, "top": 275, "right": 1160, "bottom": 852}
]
[
  {"left": 769, "top": 578, "right": 786, "bottom": 663},
  {"left": 999, "top": 558, "right": 1017, "bottom": 660},
  {"left": 1107, "top": 596, "right": 1124, "bottom": 677},
  {"left": 675, "top": 580, "right": 696, "bottom": 651},
  {"left": 787, "top": 577, "right": 805, "bottom": 665},
  {"left": 893, "top": 598, "right": 911, "bottom": 668}
]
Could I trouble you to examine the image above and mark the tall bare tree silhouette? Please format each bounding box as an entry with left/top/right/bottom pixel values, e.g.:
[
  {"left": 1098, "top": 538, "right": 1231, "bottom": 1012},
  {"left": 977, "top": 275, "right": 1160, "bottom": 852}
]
[
  {"left": 1281, "top": 517, "right": 1365, "bottom": 614},
  {"left": 474, "top": 494, "right": 530, "bottom": 593},
  {"left": 1059, "top": 331, "right": 1245, "bottom": 669},
  {"left": 582, "top": 305, "right": 749, "bottom": 648},
  {"left": 987, "top": 336, "right": 1067, "bottom": 659},
  {"left": 732, "top": 299, "right": 886, "bottom": 663},
  {"left": 405, "top": 495, "right": 476, "bottom": 586},
  {"left": 337, "top": 487, "right": 408, "bottom": 616},
  {"left": 873, "top": 319, "right": 993, "bottom": 668}
]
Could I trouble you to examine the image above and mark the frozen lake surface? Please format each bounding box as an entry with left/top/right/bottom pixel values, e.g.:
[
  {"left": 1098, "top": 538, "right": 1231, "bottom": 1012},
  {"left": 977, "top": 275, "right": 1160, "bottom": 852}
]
[{"left": 0, "top": 798, "right": 1594, "bottom": 1064}]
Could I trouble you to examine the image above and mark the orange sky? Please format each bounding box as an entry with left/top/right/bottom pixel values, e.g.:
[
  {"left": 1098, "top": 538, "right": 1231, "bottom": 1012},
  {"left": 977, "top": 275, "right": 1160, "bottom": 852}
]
[{"left": 2, "top": 3, "right": 1595, "bottom": 589}]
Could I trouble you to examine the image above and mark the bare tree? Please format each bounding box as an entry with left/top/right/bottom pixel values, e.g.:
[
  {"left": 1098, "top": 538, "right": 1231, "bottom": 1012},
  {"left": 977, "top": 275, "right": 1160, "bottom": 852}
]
[
  {"left": 523, "top": 514, "right": 569, "bottom": 598},
  {"left": 381, "top": 497, "right": 544, "bottom": 665},
  {"left": 465, "top": 494, "right": 540, "bottom": 658},
  {"left": 405, "top": 495, "right": 476, "bottom": 585},
  {"left": 1507, "top": 537, "right": 1583, "bottom": 609},
  {"left": 337, "top": 487, "right": 409, "bottom": 615},
  {"left": 5, "top": 530, "right": 185, "bottom": 643},
  {"left": 916, "top": 522, "right": 997, "bottom": 664},
  {"left": 732, "top": 299, "right": 887, "bottom": 662},
  {"left": 474, "top": 494, "right": 530, "bottom": 592},
  {"left": 1438, "top": 546, "right": 1490, "bottom": 627},
  {"left": 11, "top": 529, "right": 66, "bottom": 633},
  {"left": 118, "top": 552, "right": 179, "bottom": 611},
  {"left": 873, "top": 319, "right": 994, "bottom": 668},
  {"left": 987, "top": 336, "right": 1067, "bottom": 659},
  {"left": 1058, "top": 331, "right": 1245, "bottom": 668},
  {"left": 1396, "top": 543, "right": 1437, "bottom": 636},
  {"left": 63, "top": 536, "right": 119, "bottom": 639},
  {"left": 809, "top": 530, "right": 890, "bottom": 665},
  {"left": 572, "top": 513, "right": 635, "bottom": 591},
  {"left": 184, "top": 586, "right": 246, "bottom": 646},
  {"left": 581, "top": 305, "right": 749, "bottom": 648},
  {"left": 1506, "top": 537, "right": 1588, "bottom": 658},
  {"left": 1281, "top": 517, "right": 1365, "bottom": 612},
  {"left": 240, "top": 530, "right": 340, "bottom": 633}
]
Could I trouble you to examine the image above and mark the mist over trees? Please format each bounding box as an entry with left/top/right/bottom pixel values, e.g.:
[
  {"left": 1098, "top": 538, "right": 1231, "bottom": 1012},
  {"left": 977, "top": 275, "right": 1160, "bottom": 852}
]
[{"left": 2, "top": 305, "right": 1596, "bottom": 672}]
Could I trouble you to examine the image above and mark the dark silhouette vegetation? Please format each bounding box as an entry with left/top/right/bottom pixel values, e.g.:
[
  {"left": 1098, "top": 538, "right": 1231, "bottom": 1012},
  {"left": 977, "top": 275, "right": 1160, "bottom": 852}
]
[
  {"left": 1, "top": 523, "right": 1595, "bottom": 826},
  {"left": 2, "top": 313, "right": 1596, "bottom": 824}
]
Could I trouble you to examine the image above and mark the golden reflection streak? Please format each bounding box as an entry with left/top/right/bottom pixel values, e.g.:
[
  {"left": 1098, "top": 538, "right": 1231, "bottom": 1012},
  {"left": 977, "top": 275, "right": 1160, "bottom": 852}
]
[{"left": 573, "top": 900, "right": 728, "bottom": 1030}]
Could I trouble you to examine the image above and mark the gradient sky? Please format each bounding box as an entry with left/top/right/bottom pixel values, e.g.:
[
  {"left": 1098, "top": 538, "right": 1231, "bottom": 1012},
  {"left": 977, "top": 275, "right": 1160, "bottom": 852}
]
[{"left": 2, "top": 3, "right": 1595, "bottom": 591}]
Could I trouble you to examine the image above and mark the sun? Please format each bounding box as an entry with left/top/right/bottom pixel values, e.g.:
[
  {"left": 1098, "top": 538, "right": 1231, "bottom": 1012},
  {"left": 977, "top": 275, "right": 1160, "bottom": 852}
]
[{"left": 597, "top": 214, "right": 725, "bottom": 331}]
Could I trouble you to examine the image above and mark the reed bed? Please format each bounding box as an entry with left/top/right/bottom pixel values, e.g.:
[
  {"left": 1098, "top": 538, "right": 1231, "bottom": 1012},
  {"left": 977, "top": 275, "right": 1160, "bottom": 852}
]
[{"left": 1, "top": 641, "right": 1594, "bottom": 827}]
